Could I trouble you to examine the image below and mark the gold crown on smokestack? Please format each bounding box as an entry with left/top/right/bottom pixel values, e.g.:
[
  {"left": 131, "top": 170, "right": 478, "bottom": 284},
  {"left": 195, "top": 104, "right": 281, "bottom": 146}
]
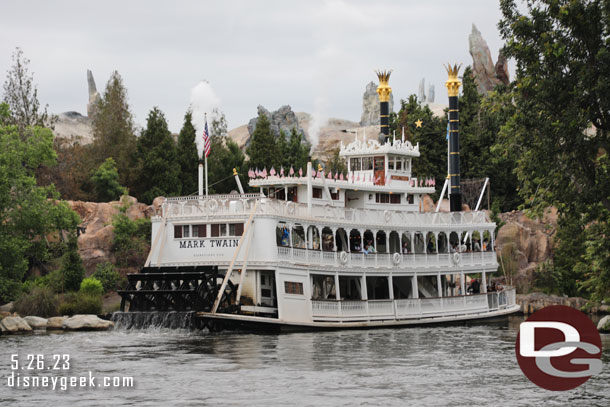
[
  {"left": 375, "top": 69, "right": 393, "bottom": 102},
  {"left": 444, "top": 63, "right": 462, "bottom": 97}
]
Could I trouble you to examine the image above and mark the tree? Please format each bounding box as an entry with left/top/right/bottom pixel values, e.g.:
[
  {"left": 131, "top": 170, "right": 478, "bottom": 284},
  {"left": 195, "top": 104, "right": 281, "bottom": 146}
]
[
  {"left": 176, "top": 110, "right": 199, "bottom": 196},
  {"left": 90, "top": 157, "right": 127, "bottom": 202},
  {"left": 499, "top": 0, "right": 610, "bottom": 300},
  {"left": 0, "top": 103, "right": 80, "bottom": 302},
  {"left": 60, "top": 233, "right": 85, "bottom": 292},
  {"left": 2, "top": 48, "right": 54, "bottom": 134},
  {"left": 287, "top": 127, "right": 310, "bottom": 172},
  {"left": 246, "top": 112, "right": 278, "bottom": 171},
  {"left": 91, "top": 71, "right": 137, "bottom": 188},
  {"left": 134, "top": 107, "right": 181, "bottom": 204},
  {"left": 324, "top": 148, "right": 347, "bottom": 176}
]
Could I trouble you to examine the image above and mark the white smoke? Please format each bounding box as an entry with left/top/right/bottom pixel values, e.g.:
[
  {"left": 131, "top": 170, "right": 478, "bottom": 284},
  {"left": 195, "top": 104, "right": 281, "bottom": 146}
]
[{"left": 189, "top": 80, "right": 221, "bottom": 157}]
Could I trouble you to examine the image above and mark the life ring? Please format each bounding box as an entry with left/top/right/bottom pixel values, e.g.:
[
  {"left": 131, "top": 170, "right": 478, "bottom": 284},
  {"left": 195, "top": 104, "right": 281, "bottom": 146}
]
[
  {"left": 392, "top": 252, "right": 402, "bottom": 265},
  {"left": 286, "top": 201, "right": 295, "bottom": 215},
  {"left": 451, "top": 252, "right": 462, "bottom": 265},
  {"left": 339, "top": 251, "right": 349, "bottom": 265},
  {"left": 207, "top": 199, "right": 218, "bottom": 212},
  {"left": 384, "top": 210, "right": 392, "bottom": 223}
]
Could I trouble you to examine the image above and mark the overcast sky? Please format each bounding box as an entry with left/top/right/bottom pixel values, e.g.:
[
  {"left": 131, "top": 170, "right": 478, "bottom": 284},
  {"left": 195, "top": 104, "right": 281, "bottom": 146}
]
[{"left": 0, "top": 0, "right": 510, "bottom": 133}]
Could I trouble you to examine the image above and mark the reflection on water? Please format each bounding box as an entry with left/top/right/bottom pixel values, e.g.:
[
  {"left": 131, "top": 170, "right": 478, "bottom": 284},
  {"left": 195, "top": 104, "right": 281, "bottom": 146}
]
[{"left": 0, "top": 315, "right": 608, "bottom": 406}]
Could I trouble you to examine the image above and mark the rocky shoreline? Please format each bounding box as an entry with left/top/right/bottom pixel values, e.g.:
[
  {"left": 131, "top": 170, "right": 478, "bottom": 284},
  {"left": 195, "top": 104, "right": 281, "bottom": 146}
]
[{"left": 0, "top": 314, "right": 114, "bottom": 335}]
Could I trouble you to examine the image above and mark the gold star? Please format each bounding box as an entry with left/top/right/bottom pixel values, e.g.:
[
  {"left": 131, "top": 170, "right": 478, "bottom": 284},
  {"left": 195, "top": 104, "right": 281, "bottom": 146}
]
[{"left": 415, "top": 119, "right": 423, "bottom": 128}]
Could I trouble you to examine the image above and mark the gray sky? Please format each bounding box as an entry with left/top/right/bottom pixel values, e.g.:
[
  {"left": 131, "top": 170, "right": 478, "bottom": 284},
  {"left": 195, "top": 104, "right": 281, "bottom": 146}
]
[{"left": 0, "top": 0, "right": 509, "bottom": 133}]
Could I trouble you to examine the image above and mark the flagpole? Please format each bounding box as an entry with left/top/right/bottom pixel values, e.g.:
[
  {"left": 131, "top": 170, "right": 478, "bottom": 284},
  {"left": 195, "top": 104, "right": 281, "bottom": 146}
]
[{"left": 204, "top": 113, "right": 209, "bottom": 197}]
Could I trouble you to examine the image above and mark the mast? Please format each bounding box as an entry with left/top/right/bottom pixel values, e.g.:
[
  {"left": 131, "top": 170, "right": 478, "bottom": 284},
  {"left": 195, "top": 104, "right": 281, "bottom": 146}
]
[
  {"left": 376, "top": 70, "right": 392, "bottom": 142},
  {"left": 445, "top": 64, "right": 462, "bottom": 212}
]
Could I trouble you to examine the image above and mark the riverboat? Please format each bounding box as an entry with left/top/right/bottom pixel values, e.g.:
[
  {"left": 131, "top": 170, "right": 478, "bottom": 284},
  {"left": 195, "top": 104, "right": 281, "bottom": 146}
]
[{"left": 118, "top": 68, "right": 519, "bottom": 330}]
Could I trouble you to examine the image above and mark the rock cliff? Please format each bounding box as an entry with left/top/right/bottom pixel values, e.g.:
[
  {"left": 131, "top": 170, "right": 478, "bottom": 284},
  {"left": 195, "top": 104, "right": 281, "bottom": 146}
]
[
  {"left": 246, "top": 105, "right": 306, "bottom": 146},
  {"left": 468, "top": 24, "right": 510, "bottom": 94},
  {"left": 360, "top": 81, "right": 394, "bottom": 126}
]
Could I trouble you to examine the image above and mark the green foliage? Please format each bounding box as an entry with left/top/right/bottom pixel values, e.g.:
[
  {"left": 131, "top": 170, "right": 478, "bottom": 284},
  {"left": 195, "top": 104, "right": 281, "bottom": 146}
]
[
  {"left": 59, "top": 292, "right": 102, "bottom": 316},
  {"left": 112, "top": 204, "right": 151, "bottom": 268},
  {"left": 324, "top": 148, "right": 347, "bottom": 176},
  {"left": 13, "top": 286, "right": 59, "bottom": 317},
  {"left": 0, "top": 110, "right": 80, "bottom": 303},
  {"left": 91, "top": 71, "right": 137, "bottom": 188},
  {"left": 90, "top": 157, "right": 126, "bottom": 202},
  {"left": 499, "top": 0, "right": 610, "bottom": 299},
  {"left": 287, "top": 127, "right": 310, "bottom": 172},
  {"left": 92, "top": 262, "right": 121, "bottom": 293},
  {"left": 61, "top": 234, "right": 85, "bottom": 292},
  {"left": 135, "top": 107, "right": 181, "bottom": 203},
  {"left": 246, "top": 112, "right": 278, "bottom": 171},
  {"left": 176, "top": 110, "right": 199, "bottom": 196},
  {"left": 80, "top": 277, "right": 104, "bottom": 297},
  {"left": 2, "top": 48, "right": 55, "bottom": 134}
]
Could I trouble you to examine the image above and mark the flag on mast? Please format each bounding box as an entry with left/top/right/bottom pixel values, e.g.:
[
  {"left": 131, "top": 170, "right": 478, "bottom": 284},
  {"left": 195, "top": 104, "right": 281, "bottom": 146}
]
[{"left": 203, "top": 118, "right": 211, "bottom": 158}]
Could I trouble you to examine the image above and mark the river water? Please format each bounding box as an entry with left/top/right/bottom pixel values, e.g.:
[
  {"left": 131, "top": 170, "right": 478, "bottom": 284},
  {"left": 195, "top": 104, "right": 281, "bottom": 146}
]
[{"left": 1, "top": 315, "right": 608, "bottom": 406}]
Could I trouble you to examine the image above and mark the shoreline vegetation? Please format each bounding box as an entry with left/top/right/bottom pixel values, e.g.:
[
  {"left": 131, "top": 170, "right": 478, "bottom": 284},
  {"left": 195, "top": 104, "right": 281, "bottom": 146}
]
[{"left": 1, "top": 0, "right": 609, "bottom": 324}]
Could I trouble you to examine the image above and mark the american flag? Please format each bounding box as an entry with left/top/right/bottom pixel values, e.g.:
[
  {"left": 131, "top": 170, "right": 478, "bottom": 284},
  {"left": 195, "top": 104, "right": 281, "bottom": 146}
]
[{"left": 202, "top": 118, "right": 211, "bottom": 158}]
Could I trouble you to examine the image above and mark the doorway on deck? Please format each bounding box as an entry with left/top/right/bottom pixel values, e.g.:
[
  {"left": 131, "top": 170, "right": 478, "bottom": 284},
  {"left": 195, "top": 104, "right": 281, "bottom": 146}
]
[
  {"left": 366, "top": 276, "right": 390, "bottom": 299},
  {"left": 259, "top": 270, "right": 276, "bottom": 307},
  {"left": 374, "top": 156, "right": 385, "bottom": 185},
  {"left": 339, "top": 276, "right": 363, "bottom": 300}
]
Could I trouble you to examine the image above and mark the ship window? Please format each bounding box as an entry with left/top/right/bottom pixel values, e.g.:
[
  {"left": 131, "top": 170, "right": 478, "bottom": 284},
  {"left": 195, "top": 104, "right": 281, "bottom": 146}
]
[
  {"left": 220, "top": 224, "right": 227, "bottom": 236},
  {"left": 390, "top": 194, "right": 401, "bottom": 204},
  {"left": 374, "top": 157, "right": 384, "bottom": 171},
  {"left": 229, "top": 223, "right": 244, "bottom": 236},
  {"left": 174, "top": 225, "right": 182, "bottom": 238},
  {"left": 407, "top": 194, "right": 414, "bottom": 204},
  {"left": 388, "top": 157, "right": 395, "bottom": 170},
  {"left": 192, "top": 224, "right": 206, "bottom": 237},
  {"left": 350, "top": 157, "right": 361, "bottom": 171},
  {"left": 376, "top": 193, "right": 390, "bottom": 204},
  {"left": 211, "top": 224, "right": 220, "bottom": 237},
  {"left": 312, "top": 187, "right": 322, "bottom": 199},
  {"left": 330, "top": 190, "right": 339, "bottom": 200},
  {"left": 396, "top": 159, "right": 402, "bottom": 171},
  {"left": 182, "top": 225, "right": 190, "bottom": 238},
  {"left": 362, "top": 157, "right": 373, "bottom": 170},
  {"left": 284, "top": 281, "right": 304, "bottom": 295}
]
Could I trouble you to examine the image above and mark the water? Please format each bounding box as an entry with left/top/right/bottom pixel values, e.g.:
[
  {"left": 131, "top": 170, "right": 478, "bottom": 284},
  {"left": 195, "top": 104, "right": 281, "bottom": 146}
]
[{"left": 1, "top": 315, "right": 609, "bottom": 406}]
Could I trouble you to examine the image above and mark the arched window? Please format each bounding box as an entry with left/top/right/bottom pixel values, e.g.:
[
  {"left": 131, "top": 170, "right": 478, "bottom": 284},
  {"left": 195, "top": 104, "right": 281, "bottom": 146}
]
[
  {"left": 276, "top": 222, "right": 290, "bottom": 247},
  {"left": 349, "top": 229, "right": 362, "bottom": 252},
  {"left": 307, "top": 226, "right": 320, "bottom": 250},
  {"left": 426, "top": 232, "right": 436, "bottom": 253},
  {"left": 401, "top": 233, "right": 412, "bottom": 254},
  {"left": 336, "top": 228, "right": 348, "bottom": 252},
  {"left": 389, "top": 231, "right": 400, "bottom": 254},
  {"left": 413, "top": 232, "right": 425, "bottom": 253},
  {"left": 322, "top": 227, "right": 334, "bottom": 251},
  {"left": 292, "top": 224, "right": 305, "bottom": 248},
  {"left": 376, "top": 231, "right": 387, "bottom": 253}
]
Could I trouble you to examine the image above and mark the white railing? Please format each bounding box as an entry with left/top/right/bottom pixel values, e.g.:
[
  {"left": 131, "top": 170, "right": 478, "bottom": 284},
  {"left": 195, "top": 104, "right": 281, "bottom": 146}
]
[
  {"left": 312, "top": 288, "right": 516, "bottom": 320},
  {"left": 276, "top": 247, "right": 497, "bottom": 269},
  {"left": 161, "top": 196, "right": 493, "bottom": 228}
]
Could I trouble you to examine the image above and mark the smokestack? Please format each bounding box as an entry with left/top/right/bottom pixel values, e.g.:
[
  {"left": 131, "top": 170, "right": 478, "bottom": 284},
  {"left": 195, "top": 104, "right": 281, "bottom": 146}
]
[
  {"left": 376, "top": 70, "right": 392, "bottom": 141},
  {"left": 445, "top": 63, "right": 462, "bottom": 212}
]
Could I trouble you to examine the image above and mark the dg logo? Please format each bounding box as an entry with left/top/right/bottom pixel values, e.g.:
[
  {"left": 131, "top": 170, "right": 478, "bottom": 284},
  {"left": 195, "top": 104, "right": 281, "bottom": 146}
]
[{"left": 516, "top": 305, "right": 603, "bottom": 391}]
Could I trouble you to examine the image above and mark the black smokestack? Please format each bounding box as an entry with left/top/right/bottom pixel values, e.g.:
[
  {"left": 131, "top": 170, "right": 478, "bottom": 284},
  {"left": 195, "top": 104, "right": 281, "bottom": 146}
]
[
  {"left": 376, "top": 70, "right": 392, "bottom": 141},
  {"left": 445, "top": 64, "right": 462, "bottom": 212}
]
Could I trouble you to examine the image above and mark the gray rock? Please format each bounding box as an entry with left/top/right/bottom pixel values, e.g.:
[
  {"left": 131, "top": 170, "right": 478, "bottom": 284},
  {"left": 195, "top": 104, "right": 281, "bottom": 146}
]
[
  {"left": 428, "top": 84, "right": 435, "bottom": 103},
  {"left": 62, "top": 314, "right": 114, "bottom": 331},
  {"left": 247, "top": 105, "right": 306, "bottom": 145},
  {"left": 87, "top": 69, "right": 101, "bottom": 118},
  {"left": 418, "top": 78, "right": 426, "bottom": 103},
  {"left": 24, "top": 316, "right": 48, "bottom": 330},
  {"left": 0, "top": 302, "right": 13, "bottom": 312},
  {"left": 53, "top": 111, "right": 94, "bottom": 144},
  {"left": 47, "top": 316, "right": 67, "bottom": 330},
  {"left": 598, "top": 315, "right": 610, "bottom": 333},
  {"left": 360, "top": 81, "right": 394, "bottom": 126},
  {"left": 468, "top": 24, "right": 509, "bottom": 94},
  {"left": 0, "top": 316, "right": 32, "bottom": 333}
]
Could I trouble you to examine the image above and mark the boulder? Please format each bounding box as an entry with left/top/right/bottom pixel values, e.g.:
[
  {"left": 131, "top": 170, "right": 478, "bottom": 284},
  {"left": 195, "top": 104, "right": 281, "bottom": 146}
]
[
  {"left": 23, "top": 316, "right": 48, "bottom": 330},
  {"left": 517, "top": 293, "right": 589, "bottom": 314},
  {"left": 0, "top": 316, "right": 33, "bottom": 333},
  {"left": 598, "top": 315, "right": 610, "bottom": 333},
  {"left": 0, "top": 302, "right": 13, "bottom": 312},
  {"left": 47, "top": 316, "right": 67, "bottom": 330},
  {"left": 360, "top": 81, "right": 394, "bottom": 126},
  {"left": 422, "top": 195, "right": 435, "bottom": 212},
  {"left": 62, "top": 314, "right": 115, "bottom": 331}
]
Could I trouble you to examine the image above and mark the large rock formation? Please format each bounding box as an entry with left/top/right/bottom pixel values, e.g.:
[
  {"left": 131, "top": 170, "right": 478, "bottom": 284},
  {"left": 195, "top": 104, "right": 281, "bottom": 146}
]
[
  {"left": 517, "top": 293, "right": 589, "bottom": 315},
  {"left": 68, "top": 196, "right": 153, "bottom": 272},
  {"left": 360, "top": 81, "right": 394, "bottom": 126},
  {"left": 0, "top": 316, "right": 32, "bottom": 333},
  {"left": 246, "top": 105, "right": 305, "bottom": 144},
  {"left": 53, "top": 111, "right": 94, "bottom": 144},
  {"left": 62, "top": 314, "right": 114, "bottom": 331},
  {"left": 87, "top": 69, "right": 101, "bottom": 118},
  {"left": 468, "top": 24, "right": 510, "bottom": 94}
]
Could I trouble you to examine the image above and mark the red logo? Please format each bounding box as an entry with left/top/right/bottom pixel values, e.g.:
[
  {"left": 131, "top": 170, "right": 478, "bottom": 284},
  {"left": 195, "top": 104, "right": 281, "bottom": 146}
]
[{"left": 516, "top": 305, "right": 602, "bottom": 391}]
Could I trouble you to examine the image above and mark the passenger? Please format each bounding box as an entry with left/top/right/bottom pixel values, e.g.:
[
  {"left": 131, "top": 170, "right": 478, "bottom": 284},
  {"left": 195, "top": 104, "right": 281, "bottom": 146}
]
[
  {"left": 365, "top": 243, "right": 376, "bottom": 254},
  {"left": 473, "top": 238, "right": 481, "bottom": 252},
  {"left": 483, "top": 238, "right": 491, "bottom": 251},
  {"left": 354, "top": 242, "right": 361, "bottom": 252},
  {"left": 427, "top": 240, "right": 434, "bottom": 253},
  {"left": 402, "top": 241, "right": 410, "bottom": 254},
  {"left": 471, "top": 278, "right": 480, "bottom": 294},
  {"left": 281, "top": 227, "right": 290, "bottom": 246}
]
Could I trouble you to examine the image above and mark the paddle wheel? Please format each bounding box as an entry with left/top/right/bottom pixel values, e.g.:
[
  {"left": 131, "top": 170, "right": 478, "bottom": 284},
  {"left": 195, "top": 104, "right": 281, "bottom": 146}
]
[{"left": 118, "top": 266, "right": 238, "bottom": 313}]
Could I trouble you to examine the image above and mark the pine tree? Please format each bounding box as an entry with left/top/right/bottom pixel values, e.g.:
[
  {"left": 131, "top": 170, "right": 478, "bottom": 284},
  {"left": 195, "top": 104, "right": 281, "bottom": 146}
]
[
  {"left": 90, "top": 157, "right": 127, "bottom": 202},
  {"left": 176, "top": 110, "right": 199, "bottom": 195},
  {"left": 246, "top": 112, "right": 278, "bottom": 171},
  {"left": 61, "top": 233, "right": 85, "bottom": 292},
  {"left": 276, "top": 130, "right": 289, "bottom": 169},
  {"left": 91, "top": 71, "right": 137, "bottom": 188},
  {"left": 287, "top": 127, "right": 310, "bottom": 172},
  {"left": 135, "top": 107, "right": 181, "bottom": 204}
]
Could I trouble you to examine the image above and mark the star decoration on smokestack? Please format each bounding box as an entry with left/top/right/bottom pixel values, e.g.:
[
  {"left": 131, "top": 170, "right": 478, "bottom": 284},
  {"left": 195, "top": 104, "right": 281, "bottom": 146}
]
[{"left": 415, "top": 119, "right": 423, "bottom": 128}]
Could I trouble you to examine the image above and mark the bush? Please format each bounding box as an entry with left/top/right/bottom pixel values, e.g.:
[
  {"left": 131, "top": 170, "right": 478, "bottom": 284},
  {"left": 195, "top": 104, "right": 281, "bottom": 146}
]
[
  {"left": 59, "top": 292, "right": 102, "bottom": 316},
  {"left": 80, "top": 278, "right": 104, "bottom": 297},
  {"left": 92, "top": 262, "right": 121, "bottom": 292},
  {"left": 112, "top": 208, "right": 150, "bottom": 267},
  {"left": 13, "top": 287, "right": 59, "bottom": 317},
  {"left": 61, "top": 234, "right": 85, "bottom": 291}
]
